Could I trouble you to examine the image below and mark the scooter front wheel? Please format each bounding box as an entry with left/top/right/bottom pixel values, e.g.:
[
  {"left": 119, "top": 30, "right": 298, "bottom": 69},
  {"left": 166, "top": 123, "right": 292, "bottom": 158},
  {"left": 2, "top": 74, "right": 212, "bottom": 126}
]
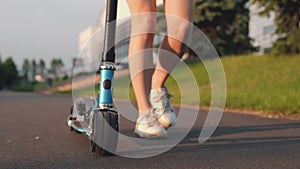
[{"left": 90, "top": 109, "right": 119, "bottom": 156}]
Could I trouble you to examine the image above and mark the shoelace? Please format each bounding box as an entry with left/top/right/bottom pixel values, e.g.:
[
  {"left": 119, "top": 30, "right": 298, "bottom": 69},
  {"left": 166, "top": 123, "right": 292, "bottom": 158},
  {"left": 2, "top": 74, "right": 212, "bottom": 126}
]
[
  {"left": 138, "top": 110, "right": 160, "bottom": 126},
  {"left": 153, "top": 92, "right": 174, "bottom": 117}
]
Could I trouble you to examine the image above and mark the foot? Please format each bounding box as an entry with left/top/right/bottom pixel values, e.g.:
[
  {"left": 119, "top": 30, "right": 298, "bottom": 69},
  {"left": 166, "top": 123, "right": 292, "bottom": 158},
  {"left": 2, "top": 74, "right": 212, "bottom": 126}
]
[
  {"left": 150, "top": 87, "right": 176, "bottom": 128},
  {"left": 134, "top": 110, "right": 166, "bottom": 138}
]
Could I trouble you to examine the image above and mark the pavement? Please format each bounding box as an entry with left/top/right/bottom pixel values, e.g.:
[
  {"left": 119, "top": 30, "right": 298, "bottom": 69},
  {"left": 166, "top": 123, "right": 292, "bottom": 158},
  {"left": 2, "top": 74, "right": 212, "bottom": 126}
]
[{"left": 1, "top": 91, "right": 300, "bottom": 169}]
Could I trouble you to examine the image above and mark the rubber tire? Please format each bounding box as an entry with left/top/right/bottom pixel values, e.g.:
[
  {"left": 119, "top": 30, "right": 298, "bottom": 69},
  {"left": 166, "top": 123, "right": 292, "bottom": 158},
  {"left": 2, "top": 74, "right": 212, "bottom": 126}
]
[{"left": 90, "top": 110, "right": 119, "bottom": 156}]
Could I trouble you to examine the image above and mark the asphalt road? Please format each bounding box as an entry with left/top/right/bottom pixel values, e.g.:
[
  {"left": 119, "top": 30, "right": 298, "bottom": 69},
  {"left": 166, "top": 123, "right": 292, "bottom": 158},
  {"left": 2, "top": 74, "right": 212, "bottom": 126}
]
[{"left": 1, "top": 91, "right": 300, "bottom": 169}]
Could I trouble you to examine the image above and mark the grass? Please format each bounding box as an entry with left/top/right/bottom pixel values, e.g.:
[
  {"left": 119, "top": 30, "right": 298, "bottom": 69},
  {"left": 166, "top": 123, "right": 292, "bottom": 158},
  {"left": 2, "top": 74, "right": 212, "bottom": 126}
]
[
  {"left": 113, "top": 55, "right": 300, "bottom": 114},
  {"left": 222, "top": 55, "right": 300, "bottom": 114},
  {"left": 53, "top": 55, "right": 300, "bottom": 115},
  {"left": 13, "top": 78, "right": 71, "bottom": 92},
  {"left": 13, "top": 83, "right": 35, "bottom": 92}
]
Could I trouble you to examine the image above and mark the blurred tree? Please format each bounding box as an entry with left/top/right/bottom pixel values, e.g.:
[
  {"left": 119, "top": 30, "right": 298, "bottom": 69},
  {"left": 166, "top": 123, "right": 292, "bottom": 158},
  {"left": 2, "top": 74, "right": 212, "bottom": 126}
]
[
  {"left": 57, "top": 59, "right": 64, "bottom": 67},
  {"left": 252, "top": 0, "right": 300, "bottom": 54},
  {"left": 194, "top": 0, "right": 255, "bottom": 56},
  {"left": 32, "top": 59, "right": 37, "bottom": 81},
  {"left": 51, "top": 59, "right": 57, "bottom": 73},
  {"left": 51, "top": 58, "right": 64, "bottom": 76},
  {"left": 0, "top": 55, "right": 4, "bottom": 90},
  {"left": 3, "top": 57, "right": 18, "bottom": 87},
  {"left": 51, "top": 59, "right": 58, "bottom": 75},
  {"left": 39, "top": 59, "right": 46, "bottom": 74},
  {"left": 22, "top": 58, "right": 30, "bottom": 82}
]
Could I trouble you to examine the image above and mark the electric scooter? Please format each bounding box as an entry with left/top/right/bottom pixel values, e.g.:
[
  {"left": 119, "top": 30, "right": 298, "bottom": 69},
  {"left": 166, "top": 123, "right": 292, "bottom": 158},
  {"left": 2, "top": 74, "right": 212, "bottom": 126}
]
[{"left": 67, "top": 0, "right": 119, "bottom": 156}]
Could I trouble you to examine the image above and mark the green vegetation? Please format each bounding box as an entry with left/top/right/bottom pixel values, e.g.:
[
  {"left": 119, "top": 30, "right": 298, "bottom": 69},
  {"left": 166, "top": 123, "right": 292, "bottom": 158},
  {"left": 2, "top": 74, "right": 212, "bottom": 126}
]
[
  {"left": 157, "top": 0, "right": 256, "bottom": 56},
  {"left": 113, "top": 55, "right": 300, "bottom": 114},
  {"left": 13, "top": 83, "right": 35, "bottom": 92},
  {"left": 252, "top": 0, "right": 300, "bottom": 55},
  {"left": 22, "top": 59, "right": 30, "bottom": 83},
  {"left": 1, "top": 57, "right": 18, "bottom": 87},
  {"left": 221, "top": 55, "right": 300, "bottom": 114},
  {"left": 193, "top": 0, "right": 255, "bottom": 55},
  {"left": 0, "top": 56, "right": 68, "bottom": 92},
  {"left": 0, "top": 56, "right": 4, "bottom": 90},
  {"left": 13, "top": 78, "right": 70, "bottom": 92}
]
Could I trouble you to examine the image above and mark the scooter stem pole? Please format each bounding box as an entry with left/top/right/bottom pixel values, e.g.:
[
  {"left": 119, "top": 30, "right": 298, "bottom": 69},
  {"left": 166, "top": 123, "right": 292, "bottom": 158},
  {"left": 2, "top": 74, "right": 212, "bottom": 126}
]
[
  {"left": 98, "top": 0, "right": 118, "bottom": 108},
  {"left": 102, "top": 0, "right": 118, "bottom": 63}
]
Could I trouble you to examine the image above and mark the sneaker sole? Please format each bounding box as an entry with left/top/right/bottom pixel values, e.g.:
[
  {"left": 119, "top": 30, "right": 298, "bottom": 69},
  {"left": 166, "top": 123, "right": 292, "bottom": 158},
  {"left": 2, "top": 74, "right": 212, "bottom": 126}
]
[{"left": 134, "top": 129, "right": 167, "bottom": 138}]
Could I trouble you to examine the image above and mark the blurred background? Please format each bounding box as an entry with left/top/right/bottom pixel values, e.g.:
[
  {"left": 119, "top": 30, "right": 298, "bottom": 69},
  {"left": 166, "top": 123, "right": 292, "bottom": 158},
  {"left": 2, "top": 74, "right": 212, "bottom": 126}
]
[{"left": 0, "top": 0, "right": 299, "bottom": 115}]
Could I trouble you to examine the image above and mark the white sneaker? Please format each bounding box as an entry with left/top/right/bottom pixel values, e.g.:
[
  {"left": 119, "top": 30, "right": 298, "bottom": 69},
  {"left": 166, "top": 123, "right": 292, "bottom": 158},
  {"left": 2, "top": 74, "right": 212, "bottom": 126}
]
[
  {"left": 150, "top": 87, "right": 176, "bottom": 128},
  {"left": 134, "top": 110, "right": 166, "bottom": 138}
]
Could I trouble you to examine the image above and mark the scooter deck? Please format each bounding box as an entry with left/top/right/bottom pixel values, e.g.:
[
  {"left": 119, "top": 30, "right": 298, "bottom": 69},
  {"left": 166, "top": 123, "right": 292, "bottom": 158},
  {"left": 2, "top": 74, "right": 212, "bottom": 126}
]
[{"left": 68, "top": 116, "right": 89, "bottom": 133}]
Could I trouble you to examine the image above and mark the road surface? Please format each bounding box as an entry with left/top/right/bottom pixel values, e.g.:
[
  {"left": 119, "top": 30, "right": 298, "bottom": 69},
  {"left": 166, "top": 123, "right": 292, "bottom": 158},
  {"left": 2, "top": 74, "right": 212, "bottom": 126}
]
[{"left": 1, "top": 91, "right": 300, "bottom": 169}]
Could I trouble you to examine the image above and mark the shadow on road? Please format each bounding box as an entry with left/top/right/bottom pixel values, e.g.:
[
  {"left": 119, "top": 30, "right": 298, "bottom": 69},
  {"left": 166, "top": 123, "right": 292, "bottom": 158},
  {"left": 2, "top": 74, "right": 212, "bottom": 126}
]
[{"left": 171, "top": 122, "right": 300, "bottom": 153}]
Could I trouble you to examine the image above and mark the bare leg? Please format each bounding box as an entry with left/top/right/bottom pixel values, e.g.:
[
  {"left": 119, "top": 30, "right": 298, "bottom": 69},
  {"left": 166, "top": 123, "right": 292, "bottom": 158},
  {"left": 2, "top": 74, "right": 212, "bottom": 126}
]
[
  {"left": 126, "top": 0, "right": 156, "bottom": 113},
  {"left": 151, "top": 0, "right": 194, "bottom": 89}
]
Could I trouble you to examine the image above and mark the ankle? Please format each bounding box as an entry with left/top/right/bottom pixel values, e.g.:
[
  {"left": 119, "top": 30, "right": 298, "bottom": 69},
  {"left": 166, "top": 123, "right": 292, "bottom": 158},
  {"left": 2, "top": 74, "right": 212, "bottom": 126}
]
[
  {"left": 136, "top": 101, "right": 152, "bottom": 114},
  {"left": 151, "top": 76, "right": 163, "bottom": 90},
  {"left": 151, "top": 83, "right": 162, "bottom": 90},
  {"left": 151, "top": 81, "right": 163, "bottom": 90},
  {"left": 138, "top": 109, "right": 151, "bottom": 116},
  {"left": 151, "top": 86, "right": 167, "bottom": 93}
]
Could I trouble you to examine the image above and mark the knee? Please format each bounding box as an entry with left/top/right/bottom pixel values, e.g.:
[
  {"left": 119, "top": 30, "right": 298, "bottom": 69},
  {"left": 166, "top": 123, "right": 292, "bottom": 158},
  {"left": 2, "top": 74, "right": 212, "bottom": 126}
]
[
  {"left": 168, "top": 21, "right": 193, "bottom": 43},
  {"left": 130, "top": 14, "right": 156, "bottom": 46},
  {"left": 131, "top": 13, "right": 156, "bottom": 35}
]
